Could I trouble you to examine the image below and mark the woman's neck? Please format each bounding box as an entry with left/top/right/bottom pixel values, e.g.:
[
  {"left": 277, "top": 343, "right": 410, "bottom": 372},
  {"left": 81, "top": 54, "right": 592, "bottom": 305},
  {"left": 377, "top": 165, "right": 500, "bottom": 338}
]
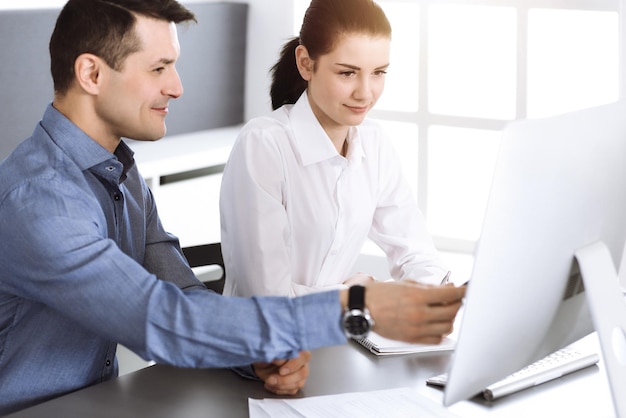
[{"left": 326, "top": 126, "right": 349, "bottom": 156}]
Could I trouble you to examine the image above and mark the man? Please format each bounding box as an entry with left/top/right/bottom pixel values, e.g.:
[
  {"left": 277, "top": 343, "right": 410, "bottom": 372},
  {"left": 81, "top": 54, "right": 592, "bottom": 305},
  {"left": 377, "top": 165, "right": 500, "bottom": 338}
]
[{"left": 0, "top": 0, "right": 466, "bottom": 414}]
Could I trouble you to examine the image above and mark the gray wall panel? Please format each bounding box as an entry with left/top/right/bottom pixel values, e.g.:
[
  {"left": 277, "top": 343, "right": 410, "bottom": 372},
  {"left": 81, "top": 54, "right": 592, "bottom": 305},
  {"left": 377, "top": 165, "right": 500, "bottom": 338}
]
[
  {"left": 0, "top": 2, "right": 247, "bottom": 160},
  {"left": 168, "top": 2, "right": 247, "bottom": 136},
  {"left": 0, "top": 9, "right": 57, "bottom": 160}
]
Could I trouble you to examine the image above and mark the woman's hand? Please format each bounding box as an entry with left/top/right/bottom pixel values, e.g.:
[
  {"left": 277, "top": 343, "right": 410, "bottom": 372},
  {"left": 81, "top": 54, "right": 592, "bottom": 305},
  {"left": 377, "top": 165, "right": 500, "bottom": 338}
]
[{"left": 252, "top": 351, "right": 311, "bottom": 395}]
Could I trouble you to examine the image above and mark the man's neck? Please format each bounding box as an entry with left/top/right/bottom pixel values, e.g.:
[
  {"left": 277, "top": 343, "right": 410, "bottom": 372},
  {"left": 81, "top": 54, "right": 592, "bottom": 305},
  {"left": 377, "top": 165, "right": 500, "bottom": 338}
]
[{"left": 53, "top": 94, "right": 121, "bottom": 153}]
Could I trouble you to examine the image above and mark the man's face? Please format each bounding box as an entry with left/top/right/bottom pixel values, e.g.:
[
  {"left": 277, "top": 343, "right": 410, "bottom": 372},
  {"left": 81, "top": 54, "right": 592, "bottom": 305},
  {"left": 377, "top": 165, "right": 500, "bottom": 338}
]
[{"left": 95, "top": 15, "right": 183, "bottom": 144}]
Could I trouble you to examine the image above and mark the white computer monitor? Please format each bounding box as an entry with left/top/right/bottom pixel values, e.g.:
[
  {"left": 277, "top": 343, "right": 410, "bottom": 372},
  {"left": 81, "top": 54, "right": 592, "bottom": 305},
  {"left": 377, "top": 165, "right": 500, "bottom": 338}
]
[{"left": 443, "top": 100, "right": 626, "bottom": 408}]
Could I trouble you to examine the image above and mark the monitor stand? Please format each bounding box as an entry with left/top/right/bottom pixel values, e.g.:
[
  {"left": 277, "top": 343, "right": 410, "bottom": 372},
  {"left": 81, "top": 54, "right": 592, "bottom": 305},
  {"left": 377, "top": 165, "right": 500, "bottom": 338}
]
[{"left": 575, "top": 241, "right": 626, "bottom": 418}]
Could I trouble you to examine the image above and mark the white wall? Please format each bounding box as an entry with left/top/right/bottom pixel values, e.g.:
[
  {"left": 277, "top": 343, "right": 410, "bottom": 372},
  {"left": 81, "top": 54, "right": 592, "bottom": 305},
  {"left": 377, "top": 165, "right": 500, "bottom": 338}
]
[{"left": 241, "top": 0, "right": 294, "bottom": 120}]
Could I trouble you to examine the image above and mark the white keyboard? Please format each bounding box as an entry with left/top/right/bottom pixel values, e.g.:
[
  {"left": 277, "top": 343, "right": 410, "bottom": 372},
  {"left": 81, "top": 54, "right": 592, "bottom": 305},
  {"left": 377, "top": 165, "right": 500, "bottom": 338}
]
[{"left": 426, "top": 347, "right": 600, "bottom": 401}]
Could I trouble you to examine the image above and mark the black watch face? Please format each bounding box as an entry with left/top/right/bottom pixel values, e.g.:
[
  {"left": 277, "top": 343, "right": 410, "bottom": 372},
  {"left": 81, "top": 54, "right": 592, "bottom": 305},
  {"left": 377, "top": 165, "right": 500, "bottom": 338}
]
[{"left": 344, "top": 312, "right": 371, "bottom": 337}]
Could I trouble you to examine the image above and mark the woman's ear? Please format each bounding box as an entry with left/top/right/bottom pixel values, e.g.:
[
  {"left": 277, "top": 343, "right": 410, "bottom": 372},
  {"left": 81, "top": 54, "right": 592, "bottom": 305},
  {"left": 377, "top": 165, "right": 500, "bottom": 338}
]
[
  {"left": 295, "top": 45, "right": 314, "bottom": 81},
  {"left": 74, "top": 53, "right": 103, "bottom": 95}
]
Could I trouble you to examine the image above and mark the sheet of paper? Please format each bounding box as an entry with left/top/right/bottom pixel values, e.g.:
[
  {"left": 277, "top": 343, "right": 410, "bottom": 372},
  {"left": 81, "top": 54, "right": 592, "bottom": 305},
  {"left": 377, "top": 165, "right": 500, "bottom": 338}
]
[{"left": 249, "top": 387, "right": 460, "bottom": 418}]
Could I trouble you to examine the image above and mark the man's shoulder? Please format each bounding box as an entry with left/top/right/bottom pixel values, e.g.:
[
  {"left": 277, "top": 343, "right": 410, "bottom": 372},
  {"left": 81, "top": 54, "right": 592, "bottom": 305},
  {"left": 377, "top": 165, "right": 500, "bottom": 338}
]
[{"left": 0, "top": 130, "right": 79, "bottom": 200}]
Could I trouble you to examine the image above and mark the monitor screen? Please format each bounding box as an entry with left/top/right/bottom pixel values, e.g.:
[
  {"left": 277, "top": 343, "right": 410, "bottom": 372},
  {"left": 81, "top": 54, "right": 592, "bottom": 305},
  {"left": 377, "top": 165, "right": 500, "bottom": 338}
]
[{"left": 444, "top": 100, "right": 626, "bottom": 406}]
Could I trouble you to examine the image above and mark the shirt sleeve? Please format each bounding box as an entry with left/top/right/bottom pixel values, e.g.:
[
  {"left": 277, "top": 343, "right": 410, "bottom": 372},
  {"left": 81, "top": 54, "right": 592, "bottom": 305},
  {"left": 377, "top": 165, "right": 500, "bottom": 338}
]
[
  {"left": 220, "top": 123, "right": 307, "bottom": 297},
  {"left": 0, "top": 176, "right": 346, "bottom": 368},
  {"left": 141, "top": 185, "right": 207, "bottom": 292},
  {"left": 368, "top": 131, "right": 449, "bottom": 285}
]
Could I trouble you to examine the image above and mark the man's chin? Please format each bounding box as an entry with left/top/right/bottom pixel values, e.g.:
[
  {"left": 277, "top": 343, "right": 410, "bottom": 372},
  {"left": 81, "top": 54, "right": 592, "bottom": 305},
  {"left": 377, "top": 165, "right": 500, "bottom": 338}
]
[
  {"left": 126, "top": 136, "right": 164, "bottom": 143},
  {"left": 128, "top": 127, "right": 167, "bottom": 142}
]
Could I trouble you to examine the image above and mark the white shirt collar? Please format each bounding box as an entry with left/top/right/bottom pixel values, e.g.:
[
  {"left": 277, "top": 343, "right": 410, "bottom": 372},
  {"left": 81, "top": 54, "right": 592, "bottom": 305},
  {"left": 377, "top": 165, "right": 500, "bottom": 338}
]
[{"left": 289, "top": 92, "right": 365, "bottom": 168}]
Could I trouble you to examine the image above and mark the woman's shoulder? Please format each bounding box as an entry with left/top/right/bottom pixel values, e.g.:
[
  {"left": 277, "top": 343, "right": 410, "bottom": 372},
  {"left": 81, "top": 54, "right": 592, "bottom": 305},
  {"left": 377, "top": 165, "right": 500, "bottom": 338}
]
[
  {"left": 232, "top": 110, "right": 293, "bottom": 156},
  {"left": 238, "top": 107, "right": 292, "bottom": 139}
]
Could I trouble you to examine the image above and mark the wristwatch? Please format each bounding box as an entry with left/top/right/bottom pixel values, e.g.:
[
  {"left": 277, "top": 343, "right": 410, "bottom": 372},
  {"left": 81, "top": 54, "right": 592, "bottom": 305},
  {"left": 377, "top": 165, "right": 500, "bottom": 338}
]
[{"left": 342, "top": 285, "right": 374, "bottom": 339}]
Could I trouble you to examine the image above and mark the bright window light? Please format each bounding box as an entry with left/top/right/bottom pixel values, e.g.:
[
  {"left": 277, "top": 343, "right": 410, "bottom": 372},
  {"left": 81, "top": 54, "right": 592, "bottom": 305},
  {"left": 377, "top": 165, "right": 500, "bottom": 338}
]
[
  {"left": 376, "top": 2, "right": 420, "bottom": 112},
  {"left": 527, "top": 9, "right": 619, "bottom": 118},
  {"left": 427, "top": 126, "right": 501, "bottom": 241},
  {"left": 428, "top": 5, "right": 517, "bottom": 120}
]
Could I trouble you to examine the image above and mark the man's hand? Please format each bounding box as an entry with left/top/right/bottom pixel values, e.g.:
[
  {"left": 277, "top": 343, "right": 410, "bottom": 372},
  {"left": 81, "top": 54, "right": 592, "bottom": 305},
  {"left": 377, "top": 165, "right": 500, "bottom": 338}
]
[
  {"left": 341, "top": 281, "right": 466, "bottom": 344},
  {"left": 252, "top": 350, "right": 311, "bottom": 395}
]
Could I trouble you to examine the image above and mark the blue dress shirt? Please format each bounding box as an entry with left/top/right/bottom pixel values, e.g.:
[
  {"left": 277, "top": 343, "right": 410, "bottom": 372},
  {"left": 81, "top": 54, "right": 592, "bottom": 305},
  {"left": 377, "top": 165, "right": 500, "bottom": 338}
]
[{"left": 0, "top": 105, "right": 346, "bottom": 414}]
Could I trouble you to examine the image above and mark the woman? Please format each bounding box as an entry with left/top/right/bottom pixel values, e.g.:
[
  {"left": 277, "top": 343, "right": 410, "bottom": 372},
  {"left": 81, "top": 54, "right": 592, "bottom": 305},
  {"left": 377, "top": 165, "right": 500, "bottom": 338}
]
[{"left": 220, "top": 0, "right": 448, "bottom": 297}]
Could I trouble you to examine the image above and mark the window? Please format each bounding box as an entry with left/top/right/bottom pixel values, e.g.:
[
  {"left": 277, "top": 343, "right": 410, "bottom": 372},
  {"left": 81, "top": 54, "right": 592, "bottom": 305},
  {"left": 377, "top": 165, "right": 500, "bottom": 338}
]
[{"left": 293, "top": 0, "right": 621, "bottom": 254}]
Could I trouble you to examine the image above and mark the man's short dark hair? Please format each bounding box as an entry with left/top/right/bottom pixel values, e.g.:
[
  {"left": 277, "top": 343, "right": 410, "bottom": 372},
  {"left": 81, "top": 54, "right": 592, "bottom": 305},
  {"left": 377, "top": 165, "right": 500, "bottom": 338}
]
[{"left": 49, "top": 0, "right": 196, "bottom": 94}]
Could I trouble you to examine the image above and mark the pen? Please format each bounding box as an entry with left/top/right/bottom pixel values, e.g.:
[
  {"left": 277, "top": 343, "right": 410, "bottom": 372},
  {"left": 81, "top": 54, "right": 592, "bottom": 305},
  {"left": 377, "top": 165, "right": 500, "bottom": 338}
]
[{"left": 440, "top": 271, "right": 451, "bottom": 286}]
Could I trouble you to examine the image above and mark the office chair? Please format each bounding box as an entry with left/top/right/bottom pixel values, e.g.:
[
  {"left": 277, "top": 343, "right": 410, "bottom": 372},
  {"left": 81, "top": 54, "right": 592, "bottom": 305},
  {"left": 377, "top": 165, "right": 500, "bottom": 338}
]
[{"left": 182, "top": 242, "right": 225, "bottom": 294}]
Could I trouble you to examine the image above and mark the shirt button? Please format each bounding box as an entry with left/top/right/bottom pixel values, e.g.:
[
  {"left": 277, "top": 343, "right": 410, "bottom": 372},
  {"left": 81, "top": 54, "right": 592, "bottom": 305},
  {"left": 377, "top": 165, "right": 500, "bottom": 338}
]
[
  {"left": 113, "top": 194, "right": 121, "bottom": 201},
  {"left": 105, "top": 360, "right": 111, "bottom": 367}
]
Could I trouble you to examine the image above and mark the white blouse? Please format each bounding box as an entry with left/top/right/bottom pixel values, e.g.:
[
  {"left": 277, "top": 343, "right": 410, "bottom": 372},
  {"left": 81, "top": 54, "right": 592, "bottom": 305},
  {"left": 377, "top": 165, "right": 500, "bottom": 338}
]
[{"left": 219, "top": 93, "right": 447, "bottom": 297}]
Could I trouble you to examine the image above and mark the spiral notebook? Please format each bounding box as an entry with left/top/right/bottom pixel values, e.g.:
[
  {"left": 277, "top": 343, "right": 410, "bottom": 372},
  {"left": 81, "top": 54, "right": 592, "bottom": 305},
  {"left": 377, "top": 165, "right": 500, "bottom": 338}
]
[{"left": 354, "top": 332, "right": 456, "bottom": 356}]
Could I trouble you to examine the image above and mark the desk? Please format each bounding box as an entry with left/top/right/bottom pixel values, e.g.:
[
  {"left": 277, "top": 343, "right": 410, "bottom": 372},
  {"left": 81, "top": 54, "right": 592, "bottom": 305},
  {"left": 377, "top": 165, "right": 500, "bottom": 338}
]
[
  {"left": 126, "top": 125, "right": 241, "bottom": 189},
  {"left": 6, "top": 333, "right": 614, "bottom": 417}
]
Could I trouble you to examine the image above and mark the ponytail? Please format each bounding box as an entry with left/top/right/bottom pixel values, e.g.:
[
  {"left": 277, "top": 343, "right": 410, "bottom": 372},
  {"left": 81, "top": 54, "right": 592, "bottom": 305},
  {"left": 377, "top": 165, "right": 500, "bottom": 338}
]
[{"left": 270, "top": 37, "right": 307, "bottom": 110}]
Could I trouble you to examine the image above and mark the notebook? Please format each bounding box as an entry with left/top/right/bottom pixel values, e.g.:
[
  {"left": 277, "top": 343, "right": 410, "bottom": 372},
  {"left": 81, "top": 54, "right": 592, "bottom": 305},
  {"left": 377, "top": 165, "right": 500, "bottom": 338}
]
[{"left": 354, "top": 332, "right": 456, "bottom": 356}]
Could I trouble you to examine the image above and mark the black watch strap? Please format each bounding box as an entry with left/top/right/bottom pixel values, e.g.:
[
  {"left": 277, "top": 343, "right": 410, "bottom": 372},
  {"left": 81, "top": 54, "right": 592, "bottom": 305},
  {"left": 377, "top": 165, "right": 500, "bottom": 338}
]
[{"left": 348, "top": 285, "right": 366, "bottom": 310}]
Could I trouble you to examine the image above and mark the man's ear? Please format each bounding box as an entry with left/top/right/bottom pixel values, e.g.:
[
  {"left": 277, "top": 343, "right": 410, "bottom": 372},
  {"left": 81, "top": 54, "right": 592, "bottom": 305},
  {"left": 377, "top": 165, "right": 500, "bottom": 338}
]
[
  {"left": 295, "top": 45, "right": 314, "bottom": 81},
  {"left": 74, "top": 53, "right": 103, "bottom": 95}
]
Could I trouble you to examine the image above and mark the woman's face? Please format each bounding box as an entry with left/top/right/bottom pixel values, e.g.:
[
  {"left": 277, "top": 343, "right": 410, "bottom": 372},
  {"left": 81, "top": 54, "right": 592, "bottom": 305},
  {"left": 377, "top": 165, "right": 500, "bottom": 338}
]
[{"left": 297, "top": 33, "right": 390, "bottom": 141}]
